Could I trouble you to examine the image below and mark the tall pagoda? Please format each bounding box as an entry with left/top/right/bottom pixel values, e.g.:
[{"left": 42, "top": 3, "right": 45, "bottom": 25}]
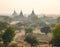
[
  {"left": 28, "top": 10, "right": 39, "bottom": 24},
  {"left": 31, "top": 10, "right": 35, "bottom": 16},
  {"left": 12, "top": 10, "right": 18, "bottom": 16},
  {"left": 19, "top": 11, "right": 23, "bottom": 16}
]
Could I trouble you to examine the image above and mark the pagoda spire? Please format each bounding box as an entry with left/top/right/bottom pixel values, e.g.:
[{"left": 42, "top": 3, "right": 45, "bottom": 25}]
[
  {"left": 31, "top": 10, "right": 35, "bottom": 15},
  {"left": 12, "top": 10, "right": 17, "bottom": 16},
  {"left": 19, "top": 10, "right": 23, "bottom": 16},
  {"left": 14, "top": 10, "right": 16, "bottom": 14}
]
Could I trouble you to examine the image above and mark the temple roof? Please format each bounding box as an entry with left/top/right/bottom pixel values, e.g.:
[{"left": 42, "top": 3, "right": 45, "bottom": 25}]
[
  {"left": 31, "top": 10, "right": 35, "bottom": 16},
  {"left": 19, "top": 11, "right": 23, "bottom": 16},
  {"left": 12, "top": 10, "right": 18, "bottom": 16}
]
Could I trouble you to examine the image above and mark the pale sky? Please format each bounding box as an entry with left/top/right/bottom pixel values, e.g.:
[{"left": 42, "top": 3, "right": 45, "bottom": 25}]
[{"left": 0, "top": 0, "right": 60, "bottom": 14}]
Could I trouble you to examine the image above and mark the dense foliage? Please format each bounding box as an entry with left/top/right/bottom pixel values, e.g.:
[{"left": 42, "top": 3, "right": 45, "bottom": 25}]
[
  {"left": 24, "top": 33, "right": 39, "bottom": 47},
  {"left": 50, "top": 23, "right": 60, "bottom": 46},
  {"left": 40, "top": 26, "right": 50, "bottom": 34},
  {"left": 25, "top": 27, "right": 34, "bottom": 34},
  {"left": 2, "top": 26, "right": 16, "bottom": 47},
  {"left": 0, "top": 22, "right": 8, "bottom": 31}
]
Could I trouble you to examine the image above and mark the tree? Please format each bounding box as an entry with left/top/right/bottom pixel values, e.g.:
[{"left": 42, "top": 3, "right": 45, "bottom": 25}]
[
  {"left": 2, "top": 26, "right": 16, "bottom": 47},
  {"left": 24, "top": 33, "right": 39, "bottom": 47},
  {"left": 50, "top": 23, "right": 60, "bottom": 47},
  {"left": 0, "top": 22, "right": 8, "bottom": 32},
  {"left": 0, "top": 22, "right": 9, "bottom": 43},
  {"left": 40, "top": 26, "right": 50, "bottom": 34},
  {"left": 25, "top": 27, "right": 34, "bottom": 35}
]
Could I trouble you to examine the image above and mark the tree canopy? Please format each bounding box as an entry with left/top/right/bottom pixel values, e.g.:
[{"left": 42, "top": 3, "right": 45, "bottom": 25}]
[
  {"left": 40, "top": 26, "right": 50, "bottom": 34},
  {"left": 50, "top": 23, "right": 60, "bottom": 46},
  {"left": 24, "top": 33, "right": 39, "bottom": 47},
  {"left": 25, "top": 27, "right": 34, "bottom": 35},
  {"left": 0, "top": 22, "right": 8, "bottom": 31},
  {"left": 2, "top": 26, "right": 16, "bottom": 47}
]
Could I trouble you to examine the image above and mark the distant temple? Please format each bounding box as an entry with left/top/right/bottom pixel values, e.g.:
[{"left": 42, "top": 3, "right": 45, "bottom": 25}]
[
  {"left": 12, "top": 10, "right": 18, "bottom": 16},
  {"left": 19, "top": 11, "right": 23, "bottom": 16},
  {"left": 11, "top": 10, "right": 26, "bottom": 22},
  {"left": 28, "top": 10, "right": 37, "bottom": 18},
  {"left": 27, "top": 10, "right": 39, "bottom": 24},
  {"left": 0, "top": 10, "right": 57, "bottom": 29},
  {"left": 31, "top": 10, "right": 36, "bottom": 16}
]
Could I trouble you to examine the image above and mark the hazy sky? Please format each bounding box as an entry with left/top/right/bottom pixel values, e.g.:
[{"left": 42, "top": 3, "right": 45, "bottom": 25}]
[{"left": 0, "top": 0, "right": 60, "bottom": 14}]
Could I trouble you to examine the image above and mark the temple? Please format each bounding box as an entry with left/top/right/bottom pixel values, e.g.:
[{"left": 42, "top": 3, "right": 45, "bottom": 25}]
[
  {"left": 31, "top": 10, "right": 35, "bottom": 16},
  {"left": 19, "top": 11, "right": 23, "bottom": 16},
  {"left": 12, "top": 10, "right": 18, "bottom": 16}
]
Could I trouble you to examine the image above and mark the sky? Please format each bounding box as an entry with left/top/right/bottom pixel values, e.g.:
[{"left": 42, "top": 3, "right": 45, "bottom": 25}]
[{"left": 0, "top": 0, "right": 60, "bottom": 14}]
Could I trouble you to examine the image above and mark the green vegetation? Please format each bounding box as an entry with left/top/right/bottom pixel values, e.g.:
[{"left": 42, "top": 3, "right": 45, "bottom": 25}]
[
  {"left": 2, "top": 26, "right": 16, "bottom": 47},
  {"left": 0, "top": 22, "right": 8, "bottom": 32},
  {"left": 0, "top": 22, "right": 9, "bottom": 44},
  {"left": 50, "top": 23, "right": 60, "bottom": 47},
  {"left": 24, "top": 33, "right": 39, "bottom": 47},
  {"left": 25, "top": 27, "right": 34, "bottom": 35},
  {"left": 40, "top": 26, "right": 50, "bottom": 34}
]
